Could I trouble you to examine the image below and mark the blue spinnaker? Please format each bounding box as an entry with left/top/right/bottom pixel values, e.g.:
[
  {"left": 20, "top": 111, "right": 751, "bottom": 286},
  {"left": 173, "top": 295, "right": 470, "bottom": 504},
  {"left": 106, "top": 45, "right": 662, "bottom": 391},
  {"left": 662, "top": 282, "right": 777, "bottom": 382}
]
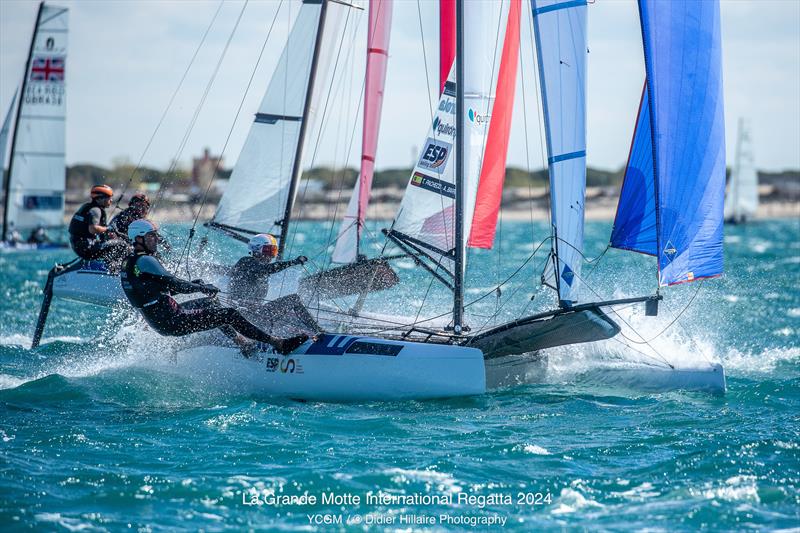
[
  {"left": 612, "top": 0, "right": 726, "bottom": 286},
  {"left": 610, "top": 84, "right": 656, "bottom": 256}
]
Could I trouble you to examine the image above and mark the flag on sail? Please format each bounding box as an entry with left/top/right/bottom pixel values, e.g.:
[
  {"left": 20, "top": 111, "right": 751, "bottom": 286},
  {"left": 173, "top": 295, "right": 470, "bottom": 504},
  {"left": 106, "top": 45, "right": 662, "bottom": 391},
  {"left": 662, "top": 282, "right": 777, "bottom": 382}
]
[
  {"left": 611, "top": 0, "right": 725, "bottom": 286},
  {"left": 4, "top": 4, "right": 68, "bottom": 237},
  {"left": 531, "top": 0, "right": 588, "bottom": 306},
  {"left": 468, "top": 0, "right": 521, "bottom": 249},
  {"left": 332, "top": 0, "right": 393, "bottom": 264}
]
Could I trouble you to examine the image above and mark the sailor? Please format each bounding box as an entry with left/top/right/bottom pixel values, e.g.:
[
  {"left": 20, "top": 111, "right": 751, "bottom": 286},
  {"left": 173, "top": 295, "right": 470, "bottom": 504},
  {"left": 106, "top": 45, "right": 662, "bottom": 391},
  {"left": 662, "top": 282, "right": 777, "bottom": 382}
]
[
  {"left": 121, "top": 220, "right": 307, "bottom": 355},
  {"left": 27, "top": 225, "right": 50, "bottom": 244},
  {"left": 228, "top": 234, "right": 307, "bottom": 303},
  {"left": 109, "top": 192, "right": 150, "bottom": 238},
  {"left": 6, "top": 224, "right": 22, "bottom": 245},
  {"left": 68, "top": 184, "right": 130, "bottom": 265}
]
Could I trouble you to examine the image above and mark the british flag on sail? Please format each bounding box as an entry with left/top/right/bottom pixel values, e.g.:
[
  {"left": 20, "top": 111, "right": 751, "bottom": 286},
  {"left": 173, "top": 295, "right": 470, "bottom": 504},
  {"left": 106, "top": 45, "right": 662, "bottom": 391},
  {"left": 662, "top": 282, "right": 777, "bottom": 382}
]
[{"left": 30, "top": 57, "right": 65, "bottom": 82}]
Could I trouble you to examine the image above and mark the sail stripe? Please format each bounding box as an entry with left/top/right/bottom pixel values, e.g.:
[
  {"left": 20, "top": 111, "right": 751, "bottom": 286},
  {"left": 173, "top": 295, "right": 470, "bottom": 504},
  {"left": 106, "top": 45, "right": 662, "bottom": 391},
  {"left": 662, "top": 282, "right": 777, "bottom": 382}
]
[
  {"left": 533, "top": 0, "right": 586, "bottom": 16},
  {"left": 468, "top": 0, "right": 521, "bottom": 250},
  {"left": 254, "top": 112, "right": 302, "bottom": 124},
  {"left": 548, "top": 150, "right": 585, "bottom": 165}
]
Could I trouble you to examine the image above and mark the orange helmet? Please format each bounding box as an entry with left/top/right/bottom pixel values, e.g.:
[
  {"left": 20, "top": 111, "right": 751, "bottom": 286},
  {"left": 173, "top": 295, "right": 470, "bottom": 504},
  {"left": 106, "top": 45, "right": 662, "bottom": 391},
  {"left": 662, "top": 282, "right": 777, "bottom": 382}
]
[
  {"left": 248, "top": 234, "right": 278, "bottom": 258},
  {"left": 90, "top": 184, "right": 114, "bottom": 198}
]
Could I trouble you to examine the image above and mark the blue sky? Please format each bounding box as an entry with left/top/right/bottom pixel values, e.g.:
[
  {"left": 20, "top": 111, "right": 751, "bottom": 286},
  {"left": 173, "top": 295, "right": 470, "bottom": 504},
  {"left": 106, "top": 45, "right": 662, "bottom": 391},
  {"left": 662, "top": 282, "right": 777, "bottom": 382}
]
[{"left": 1, "top": 0, "right": 798, "bottom": 173}]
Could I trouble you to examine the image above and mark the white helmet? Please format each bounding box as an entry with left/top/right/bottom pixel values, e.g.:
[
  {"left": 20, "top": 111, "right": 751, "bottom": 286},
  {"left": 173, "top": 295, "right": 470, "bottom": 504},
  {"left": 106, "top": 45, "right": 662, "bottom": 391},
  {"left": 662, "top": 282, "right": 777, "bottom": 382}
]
[
  {"left": 128, "top": 219, "right": 158, "bottom": 240},
  {"left": 248, "top": 233, "right": 278, "bottom": 257}
]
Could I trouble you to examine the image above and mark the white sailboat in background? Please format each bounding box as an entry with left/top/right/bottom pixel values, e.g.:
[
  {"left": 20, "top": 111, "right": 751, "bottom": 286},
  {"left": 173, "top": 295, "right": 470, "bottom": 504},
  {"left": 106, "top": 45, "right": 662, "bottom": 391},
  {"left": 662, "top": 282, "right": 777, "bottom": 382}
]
[
  {"left": 1, "top": 1, "right": 69, "bottom": 250},
  {"left": 724, "top": 118, "right": 758, "bottom": 224}
]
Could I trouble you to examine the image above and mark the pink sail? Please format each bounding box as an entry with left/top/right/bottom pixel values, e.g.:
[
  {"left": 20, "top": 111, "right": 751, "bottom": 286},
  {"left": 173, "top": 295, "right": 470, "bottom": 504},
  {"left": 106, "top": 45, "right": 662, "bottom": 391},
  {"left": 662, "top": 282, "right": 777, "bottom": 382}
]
[
  {"left": 439, "top": 0, "right": 455, "bottom": 94},
  {"left": 467, "top": 0, "right": 520, "bottom": 249},
  {"left": 332, "top": 0, "right": 393, "bottom": 263}
]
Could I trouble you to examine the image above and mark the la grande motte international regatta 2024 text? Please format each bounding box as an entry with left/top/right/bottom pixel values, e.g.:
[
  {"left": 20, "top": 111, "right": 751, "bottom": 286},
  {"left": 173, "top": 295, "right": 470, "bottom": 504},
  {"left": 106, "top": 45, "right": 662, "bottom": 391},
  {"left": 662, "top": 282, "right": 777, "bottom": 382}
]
[{"left": 241, "top": 490, "right": 553, "bottom": 508}]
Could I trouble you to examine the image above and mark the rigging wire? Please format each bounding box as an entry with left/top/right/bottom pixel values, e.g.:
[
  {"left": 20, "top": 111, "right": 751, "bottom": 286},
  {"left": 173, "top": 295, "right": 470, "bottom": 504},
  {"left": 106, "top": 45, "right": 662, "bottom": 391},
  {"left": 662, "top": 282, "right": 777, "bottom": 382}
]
[
  {"left": 110, "top": 0, "right": 225, "bottom": 215},
  {"left": 151, "top": 0, "right": 250, "bottom": 217},
  {"left": 173, "top": 0, "right": 286, "bottom": 276}
]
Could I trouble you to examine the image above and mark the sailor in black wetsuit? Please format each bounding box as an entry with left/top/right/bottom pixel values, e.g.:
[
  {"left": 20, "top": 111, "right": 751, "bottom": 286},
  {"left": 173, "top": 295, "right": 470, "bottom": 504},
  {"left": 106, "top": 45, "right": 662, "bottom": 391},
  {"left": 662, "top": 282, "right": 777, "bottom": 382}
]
[
  {"left": 109, "top": 192, "right": 150, "bottom": 238},
  {"left": 68, "top": 185, "right": 130, "bottom": 266},
  {"left": 120, "top": 220, "right": 308, "bottom": 355},
  {"left": 229, "top": 234, "right": 307, "bottom": 303}
]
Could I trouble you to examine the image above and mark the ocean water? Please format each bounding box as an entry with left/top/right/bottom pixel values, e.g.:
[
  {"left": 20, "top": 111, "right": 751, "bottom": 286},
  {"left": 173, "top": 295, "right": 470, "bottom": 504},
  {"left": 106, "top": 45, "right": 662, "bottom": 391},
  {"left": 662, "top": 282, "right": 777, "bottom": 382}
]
[{"left": 0, "top": 219, "right": 798, "bottom": 531}]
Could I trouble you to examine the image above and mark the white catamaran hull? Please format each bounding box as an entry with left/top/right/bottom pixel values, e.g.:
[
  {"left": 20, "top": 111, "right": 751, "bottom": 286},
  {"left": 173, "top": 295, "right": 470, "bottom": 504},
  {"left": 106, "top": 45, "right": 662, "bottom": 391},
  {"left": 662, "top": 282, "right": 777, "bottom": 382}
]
[
  {"left": 164, "top": 334, "right": 486, "bottom": 402},
  {"left": 51, "top": 261, "right": 123, "bottom": 306}
]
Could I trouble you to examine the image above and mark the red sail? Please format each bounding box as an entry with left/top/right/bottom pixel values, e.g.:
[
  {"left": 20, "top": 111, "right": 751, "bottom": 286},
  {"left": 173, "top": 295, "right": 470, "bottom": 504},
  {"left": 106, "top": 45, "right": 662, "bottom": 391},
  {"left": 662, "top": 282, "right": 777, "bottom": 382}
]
[
  {"left": 468, "top": 0, "right": 521, "bottom": 249},
  {"left": 439, "top": 0, "right": 455, "bottom": 94}
]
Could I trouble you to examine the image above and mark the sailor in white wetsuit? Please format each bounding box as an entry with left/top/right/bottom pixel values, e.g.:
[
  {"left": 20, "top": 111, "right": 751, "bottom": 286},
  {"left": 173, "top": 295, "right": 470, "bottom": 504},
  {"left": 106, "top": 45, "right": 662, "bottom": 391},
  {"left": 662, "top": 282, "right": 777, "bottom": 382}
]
[{"left": 120, "top": 220, "right": 308, "bottom": 355}]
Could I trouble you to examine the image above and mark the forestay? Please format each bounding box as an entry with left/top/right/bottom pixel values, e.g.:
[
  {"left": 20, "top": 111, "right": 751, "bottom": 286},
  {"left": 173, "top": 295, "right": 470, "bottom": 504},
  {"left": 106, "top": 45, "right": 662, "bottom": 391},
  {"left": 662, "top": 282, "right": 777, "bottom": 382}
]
[
  {"left": 213, "top": 0, "right": 345, "bottom": 237},
  {"left": 611, "top": 0, "right": 725, "bottom": 286},
  {"left": 4, "top": 4, "right": 68, "bottom": 237},
  {"left": 531, "top": 0, "right": 588, "bottom": 307},
  {"left": 332, "top": 0, "right": 393, "bottom": 264},
  {"left": 390, "top": 0, "right": 507, "bottom": 274}
]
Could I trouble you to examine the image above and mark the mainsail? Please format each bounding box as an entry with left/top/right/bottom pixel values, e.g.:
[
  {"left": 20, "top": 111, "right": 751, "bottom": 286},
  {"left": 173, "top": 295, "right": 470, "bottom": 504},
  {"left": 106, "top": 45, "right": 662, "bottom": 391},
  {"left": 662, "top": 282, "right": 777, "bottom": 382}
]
[
  {"left": 332, "top": 0, "right": 393, "bottom": 264},
  {"left": 2, "top": 3, "right": 68, "bottom": 240},
  {"left": 440, "top": 0, "right": 456, "bottom": 95},
  {"left": 724, "top": 118, "right": 758, "bottom": 223},
  {"left": 531, "top": 0, "right": 588, "bottom": 307},
  {"left": 212, "top": 0, "right": 346, "bottom": 252},
  {"left": 0, "top": 90, "right": 18, "bottom": 171},
  {"left": 389, "top": 0, "right": 507, "bottom": 275},
  {"left": 468, "top": 0, "right": 521, "bottom": 249},
  {"left": 611, "top": 0, "right": 725, "bottom": 286}
]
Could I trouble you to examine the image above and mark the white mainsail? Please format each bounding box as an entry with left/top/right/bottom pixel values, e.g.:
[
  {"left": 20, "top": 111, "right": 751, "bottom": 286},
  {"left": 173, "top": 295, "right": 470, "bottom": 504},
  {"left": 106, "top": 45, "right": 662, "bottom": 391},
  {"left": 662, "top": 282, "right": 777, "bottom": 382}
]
[
  {"left": 3, "top": 4, "right": 68, "bottom": 238},
  {"left": 531, "top": 0, "right": 588, "bottom": 307},
  {"left": 0, "top": 90, "right": 18, "bottom": 172},
  {"left": 390, "top": 0, "right": 507, "bottom": 273},
  {"left": 724, "top": 118, "right": 758, "bottom": 223},
  {"left": 213, "top": 0, "right": 346, "bottom": 238}
]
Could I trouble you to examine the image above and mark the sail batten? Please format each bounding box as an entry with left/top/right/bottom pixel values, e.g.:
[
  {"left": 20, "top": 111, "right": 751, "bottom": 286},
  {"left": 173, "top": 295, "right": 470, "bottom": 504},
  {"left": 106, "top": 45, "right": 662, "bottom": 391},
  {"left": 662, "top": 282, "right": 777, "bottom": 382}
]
[{"left": 612, "top": 0, "right": 726, "bottom": 287}]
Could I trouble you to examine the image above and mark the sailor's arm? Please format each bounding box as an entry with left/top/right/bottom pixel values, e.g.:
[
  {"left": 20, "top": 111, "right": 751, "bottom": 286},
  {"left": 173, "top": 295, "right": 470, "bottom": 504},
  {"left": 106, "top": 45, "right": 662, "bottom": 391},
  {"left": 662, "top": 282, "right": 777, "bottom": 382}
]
[
  {"left": 135, "top": 256, "right": 217, "bottom": 295},
  {"left": 86, "top": 207, "right": 112, "bottom": 236},
  {"left": 267, "top": 256, "right": 308, "bottom": 275}
]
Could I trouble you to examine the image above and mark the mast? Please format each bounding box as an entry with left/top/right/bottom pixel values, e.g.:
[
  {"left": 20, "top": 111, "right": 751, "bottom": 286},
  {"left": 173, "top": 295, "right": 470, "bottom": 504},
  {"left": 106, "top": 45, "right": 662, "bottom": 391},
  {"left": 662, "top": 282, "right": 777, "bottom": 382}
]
[
  {"left": 3, "top": 1, "right": 44, "bottom": 241},
  {"left": 277, "top": 0, "right": 329, "bottom": 260},
  {"left": 453, "top": 0, "right": 465, "bottom": 332}
]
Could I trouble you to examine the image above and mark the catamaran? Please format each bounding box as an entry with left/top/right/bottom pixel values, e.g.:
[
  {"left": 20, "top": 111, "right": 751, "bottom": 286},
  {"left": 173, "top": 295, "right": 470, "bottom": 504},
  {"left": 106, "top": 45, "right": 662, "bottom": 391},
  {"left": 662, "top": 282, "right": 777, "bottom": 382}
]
[
  {"left": 724, "top": 118, "right": 758, "bottom": 224},
  {"left": 166, "top": 0, "right": 728, "bottom": 401},
  {"left": 1, "top": 1, "right": 69, "bottom": 251}
]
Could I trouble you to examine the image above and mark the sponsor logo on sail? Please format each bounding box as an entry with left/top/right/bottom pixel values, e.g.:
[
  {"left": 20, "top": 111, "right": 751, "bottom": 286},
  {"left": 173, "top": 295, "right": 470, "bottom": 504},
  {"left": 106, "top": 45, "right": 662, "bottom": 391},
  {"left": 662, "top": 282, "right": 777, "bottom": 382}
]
[
  {"left": 438, "top": 99, "right": 456, "bottom": 115},
  {"left": 432, "top": 117, "right": 456, "bottom": 137},
  {"left": 410, "top": 172, "right": 456, "bottom": 199},
  {"left": 468, "top": 107, "right": 490, "bottom": 125},
  {"left": 418, "top": 138, "right": 451, "bottom": 170}
]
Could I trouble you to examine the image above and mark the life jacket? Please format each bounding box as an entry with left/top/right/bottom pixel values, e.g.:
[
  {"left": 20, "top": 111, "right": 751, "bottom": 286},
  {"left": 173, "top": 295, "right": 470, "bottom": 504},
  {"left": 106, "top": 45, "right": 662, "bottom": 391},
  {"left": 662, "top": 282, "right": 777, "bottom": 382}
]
[{"left": 68, "top": 201, "right": 106, "bottom": 241}]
